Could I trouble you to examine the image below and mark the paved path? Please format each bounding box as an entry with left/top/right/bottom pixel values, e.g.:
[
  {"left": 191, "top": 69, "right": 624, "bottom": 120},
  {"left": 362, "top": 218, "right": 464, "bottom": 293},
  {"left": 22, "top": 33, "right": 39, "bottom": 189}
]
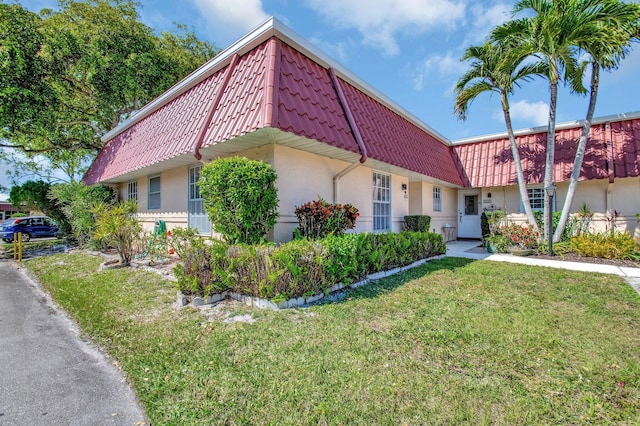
[
  {"left": 446, "top": 240, "right": 640, "bottom": 295},
  {"left": 0, "top": 260, "right": 147, "bottom": 426}
]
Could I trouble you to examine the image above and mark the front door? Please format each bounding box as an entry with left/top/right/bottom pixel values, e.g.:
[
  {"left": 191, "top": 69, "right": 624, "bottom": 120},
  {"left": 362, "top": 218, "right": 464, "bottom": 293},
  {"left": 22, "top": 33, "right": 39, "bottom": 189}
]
[
  {"left": 188, "top": 166, "right": 211, "bottom": 234},
  {"left": 458, "top": 191, "right": 481, "bottom": 238}
]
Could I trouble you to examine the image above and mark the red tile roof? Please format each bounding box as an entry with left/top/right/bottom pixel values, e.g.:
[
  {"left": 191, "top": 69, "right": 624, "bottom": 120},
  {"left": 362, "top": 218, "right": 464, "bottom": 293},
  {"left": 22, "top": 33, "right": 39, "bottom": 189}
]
[
  {"left": 84, "top": 29, "right": 463, "bottom": 187},
  {"left": 453, "top": 117, "right": 640, "bottom": 188}
]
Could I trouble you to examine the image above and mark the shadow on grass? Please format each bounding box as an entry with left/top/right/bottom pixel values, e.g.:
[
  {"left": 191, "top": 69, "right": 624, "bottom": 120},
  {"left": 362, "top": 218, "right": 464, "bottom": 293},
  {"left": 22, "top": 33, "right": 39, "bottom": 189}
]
[{"left": 315, "top": 256, "right": 478, "bottom": 306}]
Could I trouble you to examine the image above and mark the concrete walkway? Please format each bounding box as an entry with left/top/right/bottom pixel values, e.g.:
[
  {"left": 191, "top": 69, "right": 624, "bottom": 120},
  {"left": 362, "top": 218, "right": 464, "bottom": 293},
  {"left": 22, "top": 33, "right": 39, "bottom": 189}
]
[
  {"left": 0, "top": 260, "right": 148, "bottom": 426},
  {"left": 446, "top": 240, "right": 640, "bottom": 295}
]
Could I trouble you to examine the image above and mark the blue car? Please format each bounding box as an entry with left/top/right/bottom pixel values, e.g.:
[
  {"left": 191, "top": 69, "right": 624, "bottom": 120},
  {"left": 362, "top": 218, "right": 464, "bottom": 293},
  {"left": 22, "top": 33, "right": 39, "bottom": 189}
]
[{"left": 0, "top": 216, "right": 59, "bottom": 243}]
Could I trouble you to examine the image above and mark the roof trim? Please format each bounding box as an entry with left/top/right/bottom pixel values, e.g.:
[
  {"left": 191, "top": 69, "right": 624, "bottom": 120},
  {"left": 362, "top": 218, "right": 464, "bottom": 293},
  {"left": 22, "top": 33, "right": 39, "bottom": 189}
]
[
  {"left": 101, "top": 16, "right": 451, "bottom": 146},
  {"left": 193, "top": 53, "right": 240, "bottom": 161},
  {"left": 329, "top": 67, "right": 368, "bottom": 163},
  {"left": 452, "top": 110, "right": 640, "bottom": 145}
]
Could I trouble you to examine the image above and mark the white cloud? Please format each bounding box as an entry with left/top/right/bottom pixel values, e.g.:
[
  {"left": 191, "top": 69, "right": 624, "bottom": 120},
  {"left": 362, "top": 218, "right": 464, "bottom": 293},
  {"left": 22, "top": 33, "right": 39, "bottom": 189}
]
[
  {"left": 192, "top": 0, "right": 268, "bottom": 43},
  {"left": 493, "top": 100, "right": 549, "bottom": 126},
  {"left": 465, "top": 2, "right": 511, "bottom": 44},
  {"left": 410, "top": 51, "right": 467, "bottom": 91},
  {"left": 305, "top": 0, "right": 465, "bottom": 56}
]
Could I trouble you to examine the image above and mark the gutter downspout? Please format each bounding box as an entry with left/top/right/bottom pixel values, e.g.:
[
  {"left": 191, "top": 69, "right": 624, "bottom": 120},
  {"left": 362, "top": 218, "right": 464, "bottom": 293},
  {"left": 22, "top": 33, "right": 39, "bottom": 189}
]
[
  {"left": 605, "top": 121, "right": 615, "bottom": 215},
  {"left": 328, "top": 67, "right": 368, "bottom": 203},
  {"left": 193, "top": 53, "right": 240, "bottom": 162}
]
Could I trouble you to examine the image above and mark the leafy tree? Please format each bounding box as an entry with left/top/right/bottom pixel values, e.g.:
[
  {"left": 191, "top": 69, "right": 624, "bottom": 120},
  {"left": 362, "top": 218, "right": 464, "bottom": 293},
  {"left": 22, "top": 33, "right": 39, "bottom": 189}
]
[
  {"left": 0, "top": 0, "right": 217, "bottom": 175},
  {"left": 455, "top": 42, "right": 544, "bottom": 233},
  {"left": 8, "top": 180, "right": 70, "bottom": 234},
  {"left": 199, "top": 157, "right": 280, "bottom": 244}
]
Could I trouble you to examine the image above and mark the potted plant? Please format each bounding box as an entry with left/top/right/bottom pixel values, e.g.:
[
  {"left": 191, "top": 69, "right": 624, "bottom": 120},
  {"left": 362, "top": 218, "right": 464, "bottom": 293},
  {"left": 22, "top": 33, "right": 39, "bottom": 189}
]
[{"left": 484, "top": 234, "right": 511, "bottom": 253}]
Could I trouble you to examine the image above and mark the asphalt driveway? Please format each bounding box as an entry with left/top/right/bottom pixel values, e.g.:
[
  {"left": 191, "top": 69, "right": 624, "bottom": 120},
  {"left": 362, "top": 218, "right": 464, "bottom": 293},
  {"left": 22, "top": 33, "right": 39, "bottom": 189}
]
[{"left": 0, "top": 260, "right": 147, "bottom": 425}]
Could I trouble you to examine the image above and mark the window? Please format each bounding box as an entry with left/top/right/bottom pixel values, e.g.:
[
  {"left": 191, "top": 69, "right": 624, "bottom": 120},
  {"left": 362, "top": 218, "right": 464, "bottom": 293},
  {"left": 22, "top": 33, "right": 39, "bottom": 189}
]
[
  {"left": 148, "top": 176, "right": 160, "bottom": 209},
  {"left": 372, "top": 172, "right": 391, "bottom": 231},
  {"left": 527, "top": 187, "right": 545, "bottom": 210},
  {"left": 433, "top": 186, "right": 442, "bottom": 211},
  {"left": 127, "top": 180, "right": 138, "bottom": 202},
  {"left": 188, "top": 166, "right": 210, "bottom": 233}
]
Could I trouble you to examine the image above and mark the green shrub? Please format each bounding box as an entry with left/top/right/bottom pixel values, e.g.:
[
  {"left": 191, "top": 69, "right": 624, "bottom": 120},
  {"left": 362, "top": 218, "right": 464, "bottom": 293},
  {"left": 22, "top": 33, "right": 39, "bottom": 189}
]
[
  {"left": 174, "top": 231, "right": 446, "bottom": 300},
  {"left": 294, "top": 198, "right": 359, "bottom": 239},
  {"left": 92, "top": 199, "right": 144, "bottom": 266},
  {"left": 403, "top": 215, "right": 431, "bottom": 232},
  {"left": 167, "top": 227, "right": 205, "bottom": 259},
  {"left": 571, "top": 231, "right": 640, "bottom": 260},
  {"left": 199, "top": 157, "right": 279, "bottom": 244},
  {"left": 50, "top": 182, "right": 116, "bottom": 246},
  {"left": 534, "top": 210, "right": 577, "bottom": 242}
]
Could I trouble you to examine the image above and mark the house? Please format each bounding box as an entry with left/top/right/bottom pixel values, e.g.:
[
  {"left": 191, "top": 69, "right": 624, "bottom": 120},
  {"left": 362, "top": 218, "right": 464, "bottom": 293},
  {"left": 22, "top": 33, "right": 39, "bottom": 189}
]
[
  {"left": 83, "top": 17, "right": 640, "bottom": 242},
  {"left": 453, "top": 114, "right": 640, "bottom": 238}
]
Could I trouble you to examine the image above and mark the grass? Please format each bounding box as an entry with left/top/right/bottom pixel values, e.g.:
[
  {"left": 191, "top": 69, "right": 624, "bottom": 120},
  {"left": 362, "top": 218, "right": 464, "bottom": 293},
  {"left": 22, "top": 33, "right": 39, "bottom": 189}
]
[{"left": 25, "top": 253, "right": 640, "bottom": 425}]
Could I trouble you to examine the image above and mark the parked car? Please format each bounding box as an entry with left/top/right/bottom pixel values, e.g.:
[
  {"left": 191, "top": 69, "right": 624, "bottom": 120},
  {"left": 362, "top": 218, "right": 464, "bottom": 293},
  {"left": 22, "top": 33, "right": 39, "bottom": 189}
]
[{"left": 0, "top": 216, "right": 59, "bottom": 243}]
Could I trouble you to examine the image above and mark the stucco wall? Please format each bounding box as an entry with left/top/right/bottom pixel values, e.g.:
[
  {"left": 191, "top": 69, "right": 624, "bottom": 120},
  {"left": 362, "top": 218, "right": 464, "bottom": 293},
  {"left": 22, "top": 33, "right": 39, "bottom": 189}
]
[
  {"left": 408, "top": 182, "right": 457, "bottom": 238},
  {"left": 484, "top": 177, "right": 640, "bottom": 236},
  {"left": 271, "top": 144, "right": 411, "bottom": 242}
]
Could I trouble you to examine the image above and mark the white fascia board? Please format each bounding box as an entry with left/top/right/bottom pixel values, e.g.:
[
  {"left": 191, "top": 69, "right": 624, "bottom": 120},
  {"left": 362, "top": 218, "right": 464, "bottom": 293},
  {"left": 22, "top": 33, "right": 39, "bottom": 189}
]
[
  {"left": 102, "top": 17, "right": 451, "bottom": 146},
  {"left": 451, "top": 110, "right": 640, "bottom": 145}
]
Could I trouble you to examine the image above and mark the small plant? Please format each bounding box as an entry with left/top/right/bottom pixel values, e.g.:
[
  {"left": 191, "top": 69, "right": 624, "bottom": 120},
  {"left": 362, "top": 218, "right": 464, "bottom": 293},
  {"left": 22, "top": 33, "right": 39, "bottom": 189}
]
[
  {"left": 575, "top": 203, "right": 594, "bottom": 235},
  {"left": 167, "top": 227, "right": 205, "bottom": 259},
  {"left": 606, "top": 210, "right": 620, "bottom": 235},
  {"left": 92, "top": 199, "right": 144, "bottom": 266},
  {"left": 294, "top": 198, "right": 359, "bottom": 239}
]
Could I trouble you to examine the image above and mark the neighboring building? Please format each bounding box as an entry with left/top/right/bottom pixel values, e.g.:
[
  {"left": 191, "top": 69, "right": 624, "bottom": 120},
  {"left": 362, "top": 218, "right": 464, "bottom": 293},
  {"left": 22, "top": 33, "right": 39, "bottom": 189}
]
[
  {"left": 0, "top": 201, "right": 25, "bottom": 221},
  {"left": 83, "top": 17, "right": 640, "bottom": 242},
  {"left": 453, "top": 115, "right": 640, "bottom": 238}
]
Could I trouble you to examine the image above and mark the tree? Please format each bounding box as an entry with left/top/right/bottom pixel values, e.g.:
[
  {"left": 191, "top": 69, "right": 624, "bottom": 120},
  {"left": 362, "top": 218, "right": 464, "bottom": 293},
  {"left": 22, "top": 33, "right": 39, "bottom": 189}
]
[
  {"left": 455, "top": 42, "right": 544, "bottom": 233},
  {"left": 0, "top": 0, "right": 217, "bottom": 175},
  {"left": 8, "top": 180, "right": 70, "bottom": 235},
  {"left": 199, "top": 157, "right": 280, "bottom": 245},
  {"left": 554, "top": 0, "right": 640, "bottom": 240},
  {"left": 491, "top": 0, "right": 638, "bottom": 241}
]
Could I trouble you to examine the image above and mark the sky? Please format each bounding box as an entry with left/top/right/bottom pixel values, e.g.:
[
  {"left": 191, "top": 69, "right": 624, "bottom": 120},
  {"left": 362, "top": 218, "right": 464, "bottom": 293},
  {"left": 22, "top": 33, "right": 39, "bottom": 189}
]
[{"left": 6, "top": 0, "right": 640, "bottom": 193}]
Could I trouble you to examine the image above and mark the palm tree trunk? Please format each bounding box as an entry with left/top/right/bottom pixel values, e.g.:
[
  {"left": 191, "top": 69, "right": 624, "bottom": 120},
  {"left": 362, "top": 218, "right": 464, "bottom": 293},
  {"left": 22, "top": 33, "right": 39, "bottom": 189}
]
[
  {"left": 554, "top": 63, "right": 599, "bottom": 242},
  {"left": 544, "top": 63, "right": 559, "bottom": 241},
  {"left": 502, "top": 93, "right": 539, "bottom": 233}
]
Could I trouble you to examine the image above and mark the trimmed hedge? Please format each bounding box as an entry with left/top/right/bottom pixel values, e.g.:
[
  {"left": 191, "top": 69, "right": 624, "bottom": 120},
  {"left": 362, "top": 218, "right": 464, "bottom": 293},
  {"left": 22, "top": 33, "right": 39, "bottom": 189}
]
[
  {"left": 174, "top": 231, "right": 446, "bottom": 300},
  {"left": 403, "top": 215, "right": 431, "bottom": 232}
]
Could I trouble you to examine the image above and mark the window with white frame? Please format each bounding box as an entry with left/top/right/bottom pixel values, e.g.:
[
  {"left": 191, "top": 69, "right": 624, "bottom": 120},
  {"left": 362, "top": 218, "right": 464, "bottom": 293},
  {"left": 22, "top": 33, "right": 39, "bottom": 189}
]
[
  {"left": 433, "top": 186, "right": 442, "bottom": 211},
  {"left": 148, "top": 176, "right": 160, "bottom": 209},
  {"left": 126, "top": 180, "right": 138, "bottom": 202},
  {"left": 372, "top": 172, "right": 391, "bottom": 231},
  {"left": 188, "top": 166, "right": 210, "bottom": 233},
  {"left": 526, "top": 187, "right": 545, "bottom": 210}
]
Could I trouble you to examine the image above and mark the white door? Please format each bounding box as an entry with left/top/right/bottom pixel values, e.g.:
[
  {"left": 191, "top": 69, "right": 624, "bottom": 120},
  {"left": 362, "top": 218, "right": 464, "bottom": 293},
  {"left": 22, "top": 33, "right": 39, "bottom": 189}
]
[{"left": 458, "top": 191, "right": 481, "bottom": 238}]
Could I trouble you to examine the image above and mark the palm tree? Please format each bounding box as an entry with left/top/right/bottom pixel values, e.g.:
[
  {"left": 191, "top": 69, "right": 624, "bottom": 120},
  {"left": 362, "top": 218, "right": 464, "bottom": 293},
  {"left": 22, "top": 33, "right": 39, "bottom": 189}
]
[
  {"left": 491, "top": 0, "right": 595, "bottom": 240},
  {"left": 454, "top": 42, "right": 544, "bottom": 233},
  {"left": 554, "top": 0, "right": 640, "bottom": 241}
]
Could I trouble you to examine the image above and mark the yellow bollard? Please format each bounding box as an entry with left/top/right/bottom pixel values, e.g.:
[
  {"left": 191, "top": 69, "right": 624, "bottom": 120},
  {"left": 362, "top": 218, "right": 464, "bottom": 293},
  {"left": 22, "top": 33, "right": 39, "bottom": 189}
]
[{"left": 18, "top": 232, "right": 22, "bottom": 263}]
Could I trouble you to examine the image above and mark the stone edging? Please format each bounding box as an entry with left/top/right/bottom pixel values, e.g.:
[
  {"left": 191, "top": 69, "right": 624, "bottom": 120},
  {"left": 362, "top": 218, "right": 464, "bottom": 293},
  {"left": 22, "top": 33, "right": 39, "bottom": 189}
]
[{"left": 175, "top": 254, "right": 445, "bottom": 311}]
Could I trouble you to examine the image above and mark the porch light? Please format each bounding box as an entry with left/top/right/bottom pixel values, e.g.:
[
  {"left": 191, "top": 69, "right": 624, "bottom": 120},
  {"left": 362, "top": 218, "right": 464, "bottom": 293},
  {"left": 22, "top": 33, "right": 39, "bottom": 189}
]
[
  {"left": 544, "top": 184, "right": 557, "bottom": 198},
  {"left": 544, "top": 184, "right": 557, "bottom": 256}
]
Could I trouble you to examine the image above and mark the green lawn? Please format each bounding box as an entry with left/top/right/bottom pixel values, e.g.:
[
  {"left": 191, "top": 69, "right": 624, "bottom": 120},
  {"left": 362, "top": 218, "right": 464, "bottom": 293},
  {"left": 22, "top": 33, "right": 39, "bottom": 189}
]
[{"left": 26, "top": 253, "right": 640, "bottom": 425}]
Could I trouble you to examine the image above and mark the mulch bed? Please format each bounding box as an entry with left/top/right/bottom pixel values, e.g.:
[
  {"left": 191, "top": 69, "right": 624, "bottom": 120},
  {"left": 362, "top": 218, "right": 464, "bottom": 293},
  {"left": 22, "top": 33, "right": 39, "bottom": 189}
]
[{"left": 528, "top": 252, "right": 640, "bottom": 269}]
